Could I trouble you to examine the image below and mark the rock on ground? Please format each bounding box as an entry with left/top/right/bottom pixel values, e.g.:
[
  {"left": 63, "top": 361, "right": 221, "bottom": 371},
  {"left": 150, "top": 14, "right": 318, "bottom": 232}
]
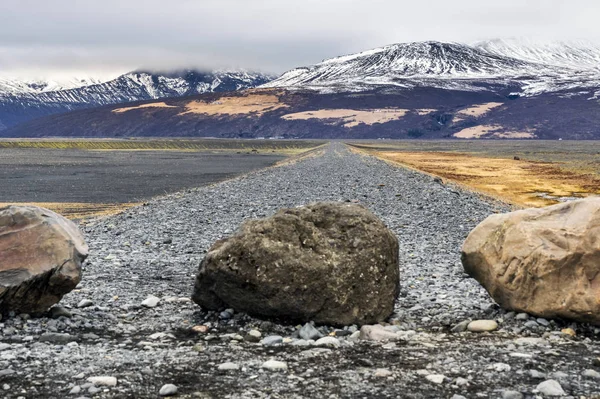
[
  {"left": 192, "top": 201, "right": 399, "bottom": 326},
  {"left": 0, "top": 205, "right": 88, "bottom": 314},
  {"left": 462, "top": 197, "right": 600, "bottom": 324}
]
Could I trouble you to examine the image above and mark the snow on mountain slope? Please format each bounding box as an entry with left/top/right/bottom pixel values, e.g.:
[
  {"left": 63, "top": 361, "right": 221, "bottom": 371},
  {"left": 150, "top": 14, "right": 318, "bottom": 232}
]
[
  {"left": 263, "top": 40, "right": 600, "bottom": 96},
  {"left": 263, "top": 41, "right": 539, "bottom": 92},
  {"left": 0, "top": 69, "right": 274, "bottom": 129},
  {"left": 475, "top": 38, "right": 600, "bottom": 70}
]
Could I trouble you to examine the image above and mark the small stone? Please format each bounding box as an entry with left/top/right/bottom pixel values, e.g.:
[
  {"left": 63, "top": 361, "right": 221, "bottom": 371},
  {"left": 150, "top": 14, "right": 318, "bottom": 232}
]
[
  {"left": 88, "top": 386, "right": 101, "bottom": 394},
  {"left": 491, "top": 363, "right": 511, "bottom": 372},
  {"left": 583, "top": 369, "right": 600, "bottom": 379},
  {"left": 39, "top": 333, "right": 76, "bottom": 344},
  {"left": 218, "top": 362, "right": 239, "bottom": 371},
  {"left": 450, "top": 320, "right": 470, "bottom": 333},
  {"left": 87, "top": 376, "right": 117, "bottom": 387},
  {"left": 191, "top": 325, "right": 209, "bottom": 334},
  {"left": 374, "top": 368, "right": 393, "bottom": 378},
  {"left": 244, "top": 329, "right": 261, "bottom": 342},
  {"left": 529, "top": 370, "right": 546, "bottom": 379},
  {"left": 261, "top": 335, "right": 283, "bottom": 346},
  {"left": 536, "top": 379, "right": 565, "bottom": 396},
  {"left": 50, "top": 306, "right": 72, "bottom": 319},
  {"left": 425, "top": 374, "right": 446, "bottom": 384},
  {"left": 192, "top": 344, "right": 205, "bottom": 352},
  {"left": 502, "top": 391, "right": 524, "bottom": 399},
  {"left": 359, "top": 325, "right": 399, "bottom": 341},
  {"left": 219, "top": 310, "right": 232, "bottom": 319},
  {"left": 524, "top": 320, "right": 539, "bottom": 329},
  {"left": 314, "top": 336, "right": 340, "bottom": 348},
  {"left": 451, "top": 396, "right": 467, "bottom": 399},
  {"left": 261, "top": 360, "right": 288, "bottom": 371},
  {"left": 141, "top": 295, "right": 160, "bottom": 308},
  {"left": 467, "top": 320, "right": 498, "bottom": 332},
  {"left": 536, "top": 318, "right": 550, "bottom": 326},
  {"left": 454, "top": 377, "right": 469, "bottom": 386},
  {"left": 561, "top": 328, "right": 576, "bottom": 337},
  {"left": 77, "top": 299, "right": 93, "bottom": 308},
  {"left": 298, "top": 323, "right": 323, "bottom": 340},
  {"left": 69, "top": 386, "right": 81, "bottom": 395},
  {"left": 159, "top": 384, "right": 178, "bottom": 396},
  {"left": 515, "top": 313, "right": 529, "bottom": 320}
]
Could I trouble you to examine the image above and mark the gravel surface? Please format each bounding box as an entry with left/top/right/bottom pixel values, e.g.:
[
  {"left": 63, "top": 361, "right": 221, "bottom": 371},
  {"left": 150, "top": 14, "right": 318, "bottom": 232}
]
[{"left": 2, "top": 142, "right": 600, "bottom": 398}]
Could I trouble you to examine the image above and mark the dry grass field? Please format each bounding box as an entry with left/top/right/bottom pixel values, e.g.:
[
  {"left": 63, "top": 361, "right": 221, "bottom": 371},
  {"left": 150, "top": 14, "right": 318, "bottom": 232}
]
[
  {"left": 349, "top": 140, "right": 600, "bottom": 208},
  {"left": 0, "top": 138, "right": 323, "bottom": 155}
]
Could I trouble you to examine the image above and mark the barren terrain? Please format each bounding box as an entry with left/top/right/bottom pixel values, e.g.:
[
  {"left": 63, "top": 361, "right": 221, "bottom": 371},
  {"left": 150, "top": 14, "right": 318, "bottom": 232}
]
[{"left": 350, "top": 140, "right": 600, "bottom": 207}]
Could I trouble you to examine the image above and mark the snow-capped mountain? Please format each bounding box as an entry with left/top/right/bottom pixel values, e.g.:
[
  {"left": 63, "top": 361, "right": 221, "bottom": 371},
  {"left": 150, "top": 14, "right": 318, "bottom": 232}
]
[
  {"left": 263, "top": 40, "right": 600, "bottom": 96},
  {"left": 0, "top": 69, "right": 273, "bottom": 130},
  {"left": 0, "top": 76, "right": 106, "bottom": 96},
  {"left": 474, "top": 38, "right": 600, "bottom": 70}
]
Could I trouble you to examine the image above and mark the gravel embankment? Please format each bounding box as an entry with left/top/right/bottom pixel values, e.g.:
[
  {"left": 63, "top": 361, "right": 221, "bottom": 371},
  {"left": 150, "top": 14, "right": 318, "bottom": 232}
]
[{"left": 2, "top": 142, "right": 600, "bottom": 398}]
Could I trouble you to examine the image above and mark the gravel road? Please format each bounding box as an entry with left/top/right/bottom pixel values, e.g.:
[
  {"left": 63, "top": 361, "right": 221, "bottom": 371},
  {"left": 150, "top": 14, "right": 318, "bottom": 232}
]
[{"left": 2, "top": 142, "right": 600, "bottom": 398}]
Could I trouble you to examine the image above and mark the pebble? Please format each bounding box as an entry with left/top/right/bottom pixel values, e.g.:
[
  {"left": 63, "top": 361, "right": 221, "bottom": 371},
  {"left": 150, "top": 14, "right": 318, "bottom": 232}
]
[
  {"left": 50, "top": 306, "right": 73, "bottom": 319},
  {"left": 261, "top": 335, "right": 283, "bottom": 346},
  {"left": 245, "top": 329, "right": 262, "bottom": 342},
  {"left": 141, "top": 295, "right": 160, "bottom": 308},
  {"left": 314, "top": 336, "right": 340, "bottom": 348},
  {"left": 87, "top": 376, "right": 118, "bottom": 387},
  {"left": 502, "top": 391, "right": 523, "bottom": 399},
  {"left": 261, "top": 360, "right": 288, "bottom": 371},
  {"left": 218, "top": 362, "right": 240, "bottom": 371},
  {"left": 77, "top": 299, "right": 94, "bottom": 308},
  {"left": 69, "top": 386, "right": 81, "bottom": 395},
  {"left": 536, "top": 379, "right": 565, "bottom": 396},
  {"left": 359, "top": 325, "right": 398, "bottom": 341},
  {"left": 159, "top": 384, "right": 178, "bottom": 396},
  {"left": 299, "top": 323, "right": 323, "bottom": 340},
  {"left": 515, "top": 313, "right": 529, "bottom": 320},
  {"left": 39, "top": 333, "right": 75, "bottom": 344},
  {"left": 467, "top": 320, "right": 498, "bottom": 332},
  {"left": 561, "top": 328, "right": 576, "bottom": 337},
  {"left": 450, "top": 320, "right": 470, "bottom": 333},
  {"left": 582, "top": 369, "right": 600, "bottom": 379},
  {"left": 374, "top": 368, "right": 393, "bottom": 378},
  {"left": 425, "top": 374, "right": 446, "bottom": 384}
]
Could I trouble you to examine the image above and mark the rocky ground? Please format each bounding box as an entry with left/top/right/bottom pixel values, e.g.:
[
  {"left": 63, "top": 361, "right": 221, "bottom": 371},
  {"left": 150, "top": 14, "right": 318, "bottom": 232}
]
[{"left": 2, "top": 143, "right": 600, "bottom": 398}]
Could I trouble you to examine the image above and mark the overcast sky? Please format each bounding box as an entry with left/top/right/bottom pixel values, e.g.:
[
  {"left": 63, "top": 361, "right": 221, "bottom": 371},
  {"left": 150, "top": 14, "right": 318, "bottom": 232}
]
[{"left": 1, "top": 0, "right": 599, "bottom": 80}]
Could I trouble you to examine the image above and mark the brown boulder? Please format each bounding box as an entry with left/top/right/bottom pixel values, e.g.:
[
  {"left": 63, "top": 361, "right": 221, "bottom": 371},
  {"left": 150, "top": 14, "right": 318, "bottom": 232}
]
[
  {"left": 0, "top": 205, "right": 88, "bottom": 314},
  {"left": 461, "top": 197, "right": 600, "bottom": 324},
  {"left": 192, "top": 202, "right": 399, "bottom": 326}
]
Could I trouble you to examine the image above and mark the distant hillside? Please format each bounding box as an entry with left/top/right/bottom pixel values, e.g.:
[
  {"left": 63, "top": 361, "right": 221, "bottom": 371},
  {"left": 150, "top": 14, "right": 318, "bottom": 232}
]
[
  {"left": 0, "top": 70, "right": 274, "bottom": 130},
  {"left": 3, "top": 39, "right": 600, "bottom": 140},
  {"left": 3, "top": 86, "right": 600, "bottom": 140}
]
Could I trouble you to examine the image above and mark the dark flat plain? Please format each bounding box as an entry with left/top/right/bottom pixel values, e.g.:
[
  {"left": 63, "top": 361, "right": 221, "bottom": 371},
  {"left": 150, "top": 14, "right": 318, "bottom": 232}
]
[{"left": 0, "top": 148, "right": 286, "bottom": 203}]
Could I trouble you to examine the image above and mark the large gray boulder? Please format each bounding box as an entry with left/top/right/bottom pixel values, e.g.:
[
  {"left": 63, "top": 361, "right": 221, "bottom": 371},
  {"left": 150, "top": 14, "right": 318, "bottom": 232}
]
[
  {"left": 192, "top": 202, "right": 399, "bottom": 326},
  {"left": 0, "top": 205, "right": 88, "bottom": 314},
  {"left": 462, "top": 197, "right": 600, "bottom": 324}
]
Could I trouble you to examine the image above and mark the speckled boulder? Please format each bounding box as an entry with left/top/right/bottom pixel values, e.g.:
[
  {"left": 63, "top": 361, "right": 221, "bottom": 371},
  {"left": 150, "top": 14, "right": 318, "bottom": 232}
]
[
  {"left": 462, "top": 197, "right": 600, "bottom": 324},
  {"left": 0, "top": 205, "right": 88, "bottom": 314},
  {"left": 192, "top": 202, "right": 399, "bottom": 326}
]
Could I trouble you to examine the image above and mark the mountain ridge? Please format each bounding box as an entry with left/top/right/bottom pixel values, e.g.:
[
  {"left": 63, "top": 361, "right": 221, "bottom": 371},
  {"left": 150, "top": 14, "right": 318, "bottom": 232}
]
[{"left": 0, "top": 69, "right": 274, "bottom": 130}]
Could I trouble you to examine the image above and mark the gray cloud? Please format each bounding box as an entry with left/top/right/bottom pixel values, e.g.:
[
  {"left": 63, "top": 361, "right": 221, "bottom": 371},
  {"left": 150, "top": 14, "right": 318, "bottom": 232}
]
[{"left": 0, "top": 0, "right": 599, "bottom": 79}]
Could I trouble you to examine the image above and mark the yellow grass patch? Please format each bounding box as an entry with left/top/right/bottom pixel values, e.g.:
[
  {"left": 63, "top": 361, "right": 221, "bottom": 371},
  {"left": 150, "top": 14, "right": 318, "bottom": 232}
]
[
  {"left": 457, "top": 102, "right": 504, "bottom": 118},
  {"left": 179, "top": 94, "right": 288, "bottom": 117},
  {"left": 362, "top": 150, "right": 600, "bottom": 208},
  {"left": 0, "top": 202, "right": 140, "bottom": 220},
  {"left": 281, "top": 108, "right": 409, "bottom": 128},
  {"left": 453, "top": 125, "right": 536, "bottom": 139},
  {"left": 112, "top": 102, "right": 178, "bottom": 113}
]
